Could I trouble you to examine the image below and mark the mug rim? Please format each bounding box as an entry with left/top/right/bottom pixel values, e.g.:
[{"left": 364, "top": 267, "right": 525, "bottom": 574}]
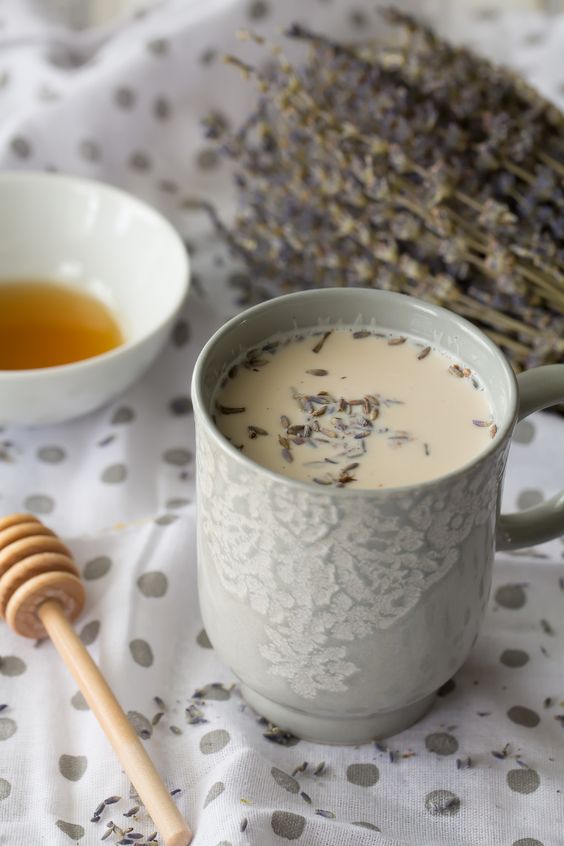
[{"left": 192, "top": 288, "right": 518, "bottom": 496}]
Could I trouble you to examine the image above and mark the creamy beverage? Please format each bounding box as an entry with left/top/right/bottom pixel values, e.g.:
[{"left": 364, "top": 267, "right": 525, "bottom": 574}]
[{"left": 213, "top": 327, "right": 496, "bottom": 489}]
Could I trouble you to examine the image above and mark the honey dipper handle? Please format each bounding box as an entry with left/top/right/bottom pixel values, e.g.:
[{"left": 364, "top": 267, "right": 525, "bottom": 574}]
[{"left": 38, "top": 600, "right": 192, "bottom": 846}]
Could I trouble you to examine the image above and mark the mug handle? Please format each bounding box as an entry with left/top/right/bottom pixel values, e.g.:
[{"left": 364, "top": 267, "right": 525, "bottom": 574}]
[{"left": 496, "top": 364, "right": 564, "bottom": 551}]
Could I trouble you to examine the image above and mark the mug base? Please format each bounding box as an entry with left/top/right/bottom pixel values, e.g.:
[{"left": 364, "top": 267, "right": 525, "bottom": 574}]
[{"left": 240, "top": 684, "right": 436, "bottom": 745}]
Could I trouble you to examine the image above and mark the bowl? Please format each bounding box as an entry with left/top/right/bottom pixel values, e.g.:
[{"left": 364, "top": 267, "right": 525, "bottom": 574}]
[{"left": 0, "top": 171, "right": 189, "bottom": 426}]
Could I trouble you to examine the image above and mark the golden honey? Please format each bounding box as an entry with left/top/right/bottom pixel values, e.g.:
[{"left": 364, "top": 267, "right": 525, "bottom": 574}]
[{"left": 0, "top": 280, "right": 123, "bottom": 370}]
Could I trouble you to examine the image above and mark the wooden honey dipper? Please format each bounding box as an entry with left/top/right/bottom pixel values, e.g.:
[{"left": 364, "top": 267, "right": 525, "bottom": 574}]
[{"left": 0, "top": 513, "right": 192, "bottom": 846}]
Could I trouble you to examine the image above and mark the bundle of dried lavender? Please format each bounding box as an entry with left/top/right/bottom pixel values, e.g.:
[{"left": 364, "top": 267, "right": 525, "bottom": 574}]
[{"left": 202, "top": 9, "right": 564, "bottom": 371}]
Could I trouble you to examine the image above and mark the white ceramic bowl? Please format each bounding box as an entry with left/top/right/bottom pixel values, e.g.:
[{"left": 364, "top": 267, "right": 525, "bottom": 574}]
[{"left": 0, "top": 171, "right": 189, "bottom": 426}]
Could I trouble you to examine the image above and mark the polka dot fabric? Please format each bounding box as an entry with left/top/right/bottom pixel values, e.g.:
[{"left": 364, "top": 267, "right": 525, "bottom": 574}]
[{"left": 0, "top": 2, "right": 563, "bottom": 845}]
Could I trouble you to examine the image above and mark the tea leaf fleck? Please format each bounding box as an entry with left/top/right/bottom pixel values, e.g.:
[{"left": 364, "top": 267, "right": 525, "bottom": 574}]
[
  {"left": 217, "top": 403, "right": 246, "bottom": 415},
  {"left": 312, "top": 330, "right": 332, "bottom": 353}
]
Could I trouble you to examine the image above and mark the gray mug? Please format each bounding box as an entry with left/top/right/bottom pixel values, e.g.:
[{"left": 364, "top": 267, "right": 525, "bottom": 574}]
[{"left": 192, "top": 289, "right": 564, "bottom": 744}]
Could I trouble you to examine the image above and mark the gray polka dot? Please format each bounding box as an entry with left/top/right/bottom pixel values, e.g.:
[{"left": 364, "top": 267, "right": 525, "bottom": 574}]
[
  {"left": 0, "top": 778, "right": 10, "bottom": 801},
  {"left": 204, "top": 781, "right": 225, "bottom": 808},
  {"left": 512, "top": 840, "right": 544, "bottom": 846},
  {"left": 37, "top": 84, "right": 60, "bottom": 102},
  {"left": 271, "top": 811, "right": 306, "bottom": 840},
  {"left": 248, "top": 0, "right": 270, "bottom": 20},
  {"left": 517, "top": 489, "right": 544, "bottom": 510},
  {"left": 271, "top": 767, "right": 299, "bottom": 794},
  {"left": 47, "top": 45, "right": 84, "bottom": 68},
  {"left": 101, "top": 463, "right": 127, "bottom": 484},
  {"left": 197, "top": 629, "right": 212, "bottom": 648},
  {"left": 0, "top": 656, "right": 26, "bottom": 676},
  {"left": 169, "top": 395, "right": 192, "bottom": 415},
  {"left": 79, "top": 620, "right": 100, "bottom": 646},
  {"left": 196, "top": 684, "right": 231, "bottom": 701},
  {"left": 115, "top": 86, "right": 136, "bottom": 109},
  {"left": 200, "top": 729, "right": 230, "bottom": 754},
  {"left": 56, "top": 821, "right": 85, "bottom": 840},
  {"left": 84, "top": 555, "right": 112, "bottom": 580},
  {"left": 59, "top": 754, "right": 87, "bottom": 781},
  {"left": 10, "top": 136, "right": 31, "bottom": 158},
  {"left": 495, "top": 584, "right": 526, "bottom": 609},
  {"left": 352, "top": 822, "right": 380, "bottom": 831},
  {"left": 166, "top": 497, "right": 190, "bottom": 509},
  {"left": 437, "top": 678, "right": 456, "bottom": 697},
  {"left": 524, "top": 31, "right": 545, "bottom": 45},
  {"left": 111, "top": 406, "right": 135, "bottom": 424},
  {"left": 513, "top": 420, "right": 535, "bottom": 444},
  {"left": 163, "top": 448, "right": 192, "bottom": 466},
  {"left": 172, "top": 319, "right": 190, "bottom": 347},
  {"left": 259, "top": 57, "right": 277, "bottom": 78},
  {"left": 346, "top": 763, "right": 379, "bottom": 787},
  {"left": 79, "top": 139, "right": 101, "bottom": 162},
  {"left": 425, "top": 733, "right": 459, "bottom": 755},
  {"left": 71, "top": 691, "right": 89, "bottom": 711},
  {"left": 228, "top": 270, "right": 250, "bottom": 291},
  {"left": 137, "top": 571, "right": 168, "bottom": 598},
  {"left": 500, "top": 649, "right": 529, "bottom": 668},
  {"left": 200, "top": 48, "right": 216, "bottom": 65},
  {"left": 129, "top": 151, "right": 152, "bottom": 172},
  {"left": 153, "top": 96, "right": 171, "bottom": 120},
  {"left": 474, "top": 7, "right": 499, "bottom": 20},
  {"left": 507, "top": 768, "right": 540, "bottom": 794},
  {"left": 196, "top": 148, "right": 220, "bottom": 171},
  {"left": 127, "top": 711, "right": 152, "bottom": 739},
  {"left": 155, "top": 513, "right": 178, "bottom": 526},
  {"left": 147, "top": 37, "right": 169, "bottom": 56},
  {"left": 0, "top": 718, "right": 17, "bottom": 740},
  {"left": 24, "top": 494, "right": 54, "bottom": 515},
  {"left": 507, "top": 706, "right": 540, "bottom": 728},
  {"left": 350, "top": 8, "right": 368, "bottom": 28},
  {"left": 216, "top": 843, "right": 232, "bottom": 846},
  {"left": 37, "top": 445, "right": 66, "bottom": 463},
  {"left": 129, "top": 639, "right": 153, "bottom": 668},
  {"left": 158, "top": 178, "right": 179, "bottom": 194},
  {"left": 425, "top": 790, "right": 461, "bottom": 816}
]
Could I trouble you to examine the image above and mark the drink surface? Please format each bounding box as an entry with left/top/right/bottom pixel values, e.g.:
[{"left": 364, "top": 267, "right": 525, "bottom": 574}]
[
  {"left": 214, "top": 327, "right": 497, "bottom": 490},
  {"left": 0, "top": 280, "right": 123, "bottom": 370}
]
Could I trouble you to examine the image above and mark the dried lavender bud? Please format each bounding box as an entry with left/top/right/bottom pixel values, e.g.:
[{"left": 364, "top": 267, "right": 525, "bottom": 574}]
[{"left": 199, "top": 12, "right": 564, "bottom": 389}]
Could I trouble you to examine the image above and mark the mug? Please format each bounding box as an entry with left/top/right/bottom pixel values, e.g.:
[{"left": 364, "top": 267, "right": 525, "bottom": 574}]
[{"left": 192, "top": 288, "right": 564, "bottom": 744}]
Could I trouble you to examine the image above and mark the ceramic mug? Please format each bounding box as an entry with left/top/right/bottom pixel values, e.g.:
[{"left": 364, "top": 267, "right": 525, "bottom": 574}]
[{"left": 192, "top": 288, "right": 564, "bottom": 744}]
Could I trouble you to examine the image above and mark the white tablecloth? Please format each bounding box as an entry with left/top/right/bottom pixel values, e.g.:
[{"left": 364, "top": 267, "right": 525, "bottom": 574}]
[{"left": 0, "top": 2, "right": 563, "bottom": 845}]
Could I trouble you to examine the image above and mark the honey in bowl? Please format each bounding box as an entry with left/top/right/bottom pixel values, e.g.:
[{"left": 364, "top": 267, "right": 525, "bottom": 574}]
[{"left": 0, "top": 280, "right": 123, "bottom": 370}]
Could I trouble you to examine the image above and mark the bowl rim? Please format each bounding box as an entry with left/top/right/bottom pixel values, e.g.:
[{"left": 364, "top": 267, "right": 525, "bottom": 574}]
[{"left": 0, "top": 170, "right": 190, "bottom": 378}]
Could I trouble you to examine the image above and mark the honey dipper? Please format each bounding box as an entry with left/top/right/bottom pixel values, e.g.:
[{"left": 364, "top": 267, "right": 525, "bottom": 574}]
[{"left": 0, "top": 513, "right": 192, "bottom": 846}]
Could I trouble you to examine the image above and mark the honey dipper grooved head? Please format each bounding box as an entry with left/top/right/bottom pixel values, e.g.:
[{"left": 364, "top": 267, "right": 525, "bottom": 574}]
[
  {"left": 0, "top": 513, "right": 41, "bottom": 532},
  {"left": 0, "top": 514, "right": 84, "bottom": 639}
]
